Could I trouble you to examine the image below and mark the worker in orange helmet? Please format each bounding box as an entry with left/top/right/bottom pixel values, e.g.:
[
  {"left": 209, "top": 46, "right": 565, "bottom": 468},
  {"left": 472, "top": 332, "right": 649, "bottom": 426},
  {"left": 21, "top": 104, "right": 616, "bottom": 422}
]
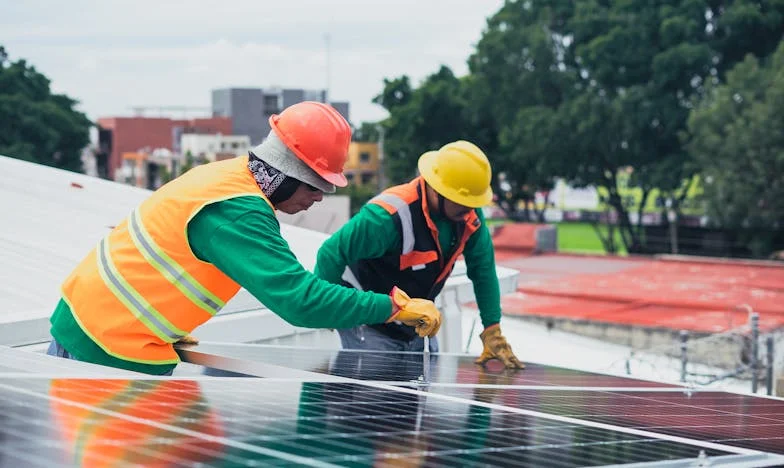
[
  {"left": 315, "top": 141, "right": 523, "bottom": 369},
  {"left": 46, "top": 101, "right": 442, "bottom": 375}
]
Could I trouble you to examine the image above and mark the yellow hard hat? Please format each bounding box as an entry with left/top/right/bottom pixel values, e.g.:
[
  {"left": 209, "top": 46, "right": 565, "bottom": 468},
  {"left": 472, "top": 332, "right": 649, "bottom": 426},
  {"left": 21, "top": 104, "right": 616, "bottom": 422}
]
[{"left": 418, "top": 140, "right": 493, "bottom": 208}]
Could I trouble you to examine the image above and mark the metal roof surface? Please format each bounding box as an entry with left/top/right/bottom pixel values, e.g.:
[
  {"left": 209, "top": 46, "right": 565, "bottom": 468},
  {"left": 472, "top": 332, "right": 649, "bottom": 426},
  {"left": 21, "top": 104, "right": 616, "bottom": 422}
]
[{"left": 0, "top": 155, "right": 328, "bottom": 323}]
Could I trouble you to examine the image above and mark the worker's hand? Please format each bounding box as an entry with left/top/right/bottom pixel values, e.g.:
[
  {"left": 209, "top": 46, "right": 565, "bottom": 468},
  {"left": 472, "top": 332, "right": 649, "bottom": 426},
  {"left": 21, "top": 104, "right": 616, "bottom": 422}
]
[
  {"left": 475, "top": 324, "right": 524, "bottom": 369},
  {"left": 174, "top": 334, "right": 199, "bottom": 345},
  {"left": 386, "top": 287, "right": 442, "bottom": 338}
]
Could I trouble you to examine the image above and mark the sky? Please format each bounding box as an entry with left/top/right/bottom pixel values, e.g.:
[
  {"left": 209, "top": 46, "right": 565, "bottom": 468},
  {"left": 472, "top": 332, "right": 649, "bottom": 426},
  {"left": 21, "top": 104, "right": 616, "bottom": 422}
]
[{"left": 2, "top": 0, "right": 504, "bottom": 125}]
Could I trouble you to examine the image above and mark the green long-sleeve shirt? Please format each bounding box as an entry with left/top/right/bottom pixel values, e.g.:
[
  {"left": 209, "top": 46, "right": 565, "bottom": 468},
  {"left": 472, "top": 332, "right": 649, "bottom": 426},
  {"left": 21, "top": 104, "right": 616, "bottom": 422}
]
[
  {"left": 50, "top": 196, "right": 393, "bottom": 375},
  {"left": 315, "top": 203, "right": 502, "bottom": 329}
]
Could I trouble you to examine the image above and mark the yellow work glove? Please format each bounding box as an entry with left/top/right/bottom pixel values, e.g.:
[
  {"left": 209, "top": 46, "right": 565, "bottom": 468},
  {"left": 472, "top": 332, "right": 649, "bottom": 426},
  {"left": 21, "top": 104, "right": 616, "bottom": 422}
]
[
  {"left": 386, "top": 287, "right": 442, "bottom": 338},
  {"left": 174, "top": 334, "right": 199, "bottom": 345},
  {"left": 474, "top": 324, "right": 524, "bottom": 369}
]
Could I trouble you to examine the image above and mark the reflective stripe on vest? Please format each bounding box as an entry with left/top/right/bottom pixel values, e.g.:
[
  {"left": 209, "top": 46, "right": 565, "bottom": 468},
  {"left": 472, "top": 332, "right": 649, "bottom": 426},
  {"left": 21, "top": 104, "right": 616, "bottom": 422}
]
[
  {"left": 129, "top": 208, "right": 224, "bottom": 315},
  {"left": 363, "top": 178, "right": 480, "bottom": 297},
  {"left": 372, "top": 193, "right": 415, "bottom": 254},
  {"left": 97, "top": 237, "right": 186, "bottom": 343}
]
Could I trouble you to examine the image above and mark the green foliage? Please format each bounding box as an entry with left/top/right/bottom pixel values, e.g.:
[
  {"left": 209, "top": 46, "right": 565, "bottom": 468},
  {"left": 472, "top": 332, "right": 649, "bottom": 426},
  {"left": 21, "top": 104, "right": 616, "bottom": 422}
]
[
  {"left": 687, "top": 41, "right": 784, "bottom": 255},
  {"left": 179, "top": 150, "right": 196, "bottom": 175},
  {"left": 352, "top": 122, "right": 380, "bottom": 142},
  {"left": 0, "top": 46, "right": 92, "bottom": 172},
  {"left": 373, "top": 66, "right": 484, "bottom": 185},
  {"left": 371, "top": 0, "right": 784, "bottom": 255}
]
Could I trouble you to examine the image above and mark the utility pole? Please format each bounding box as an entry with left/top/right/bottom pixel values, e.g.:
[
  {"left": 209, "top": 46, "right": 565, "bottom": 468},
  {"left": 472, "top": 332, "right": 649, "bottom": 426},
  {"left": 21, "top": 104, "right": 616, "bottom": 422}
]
[{"left": 324, "top": 33, "right": 331, "bottom": 104}]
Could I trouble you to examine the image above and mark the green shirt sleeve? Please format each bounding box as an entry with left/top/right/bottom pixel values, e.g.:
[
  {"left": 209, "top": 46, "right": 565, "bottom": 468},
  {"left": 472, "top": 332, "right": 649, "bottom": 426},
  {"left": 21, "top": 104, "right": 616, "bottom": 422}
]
[
  {"left": 463, "top": 209, "right": 502, "bottom": 328},
  {"left": 187, "top": 197, "right": 393, "bottom": 329},
  {"left": 314, "top": 203, "right": 400, "bottom": 284}
]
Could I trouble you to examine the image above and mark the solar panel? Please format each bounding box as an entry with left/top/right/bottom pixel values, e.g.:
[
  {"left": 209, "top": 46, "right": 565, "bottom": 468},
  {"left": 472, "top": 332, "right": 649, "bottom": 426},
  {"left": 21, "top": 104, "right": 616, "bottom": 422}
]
[
  {"left": 0, "top": 376, "right": 773, "bottom": 467},
  {"left": 178, "top": 342, "right": 679, "bottom": 388},
  {"left": 1, "top": 342, "right": 782, "bottom": 466},
  {"left": 172, "top": 342, "right": 784, "bottom": 466},
  {"left": 431, "top": 387, "right": 784, "bottom": 455}
]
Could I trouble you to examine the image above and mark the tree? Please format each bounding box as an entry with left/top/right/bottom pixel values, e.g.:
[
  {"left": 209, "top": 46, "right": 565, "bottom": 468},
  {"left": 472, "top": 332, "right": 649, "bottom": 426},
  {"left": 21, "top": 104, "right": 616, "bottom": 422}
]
[
  {"left": 0, "top": 46, "right": 91, "bottom": 172},
  {"left": 467, "top": 4, "right": 572, "bottom": 221},
  {"left": 465, "top": 0, "right": 784, "bottom": 253},
  {"left": 687, "top": 42, "right": 784, "bottom": 257},
  {"left": 494, "top": 106, "right": 560, "bottom": 222},
  {"left": 352, "top": 122, "right": 381, "bottom": 143},
  {"left": 374, "top": 66, "right": 478, "bottom": 184}
]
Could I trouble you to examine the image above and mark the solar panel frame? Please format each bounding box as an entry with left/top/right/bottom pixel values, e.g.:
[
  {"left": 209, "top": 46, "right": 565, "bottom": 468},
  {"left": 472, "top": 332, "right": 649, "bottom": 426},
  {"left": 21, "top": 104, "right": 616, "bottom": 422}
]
[{"left": 177, "top": 342, "right": 681, "bottom": 388}]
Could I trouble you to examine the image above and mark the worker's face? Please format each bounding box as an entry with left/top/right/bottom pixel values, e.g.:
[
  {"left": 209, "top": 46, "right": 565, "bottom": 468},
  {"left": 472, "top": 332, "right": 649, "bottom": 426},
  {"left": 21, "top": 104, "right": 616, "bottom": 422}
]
[
  {"left": 426, "top": 186, "right": 472, "bottom": 222},
  {"left": 276, "top": 182, "right": 323, "bottom": 214}
]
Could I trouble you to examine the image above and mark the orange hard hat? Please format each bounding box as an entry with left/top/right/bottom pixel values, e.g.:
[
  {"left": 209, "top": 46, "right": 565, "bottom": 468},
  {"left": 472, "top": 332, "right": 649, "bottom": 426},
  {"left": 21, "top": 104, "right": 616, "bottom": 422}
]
[{"left": 269, "top": 101, "right": 351, "bottom": 187}]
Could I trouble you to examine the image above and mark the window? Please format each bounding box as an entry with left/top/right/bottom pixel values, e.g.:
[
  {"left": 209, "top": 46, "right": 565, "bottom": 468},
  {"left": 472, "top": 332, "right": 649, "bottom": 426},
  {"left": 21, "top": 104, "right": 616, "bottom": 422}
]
[
  {"left": 264, "top": 95, "right": 280, "bottom": 114},
  {"left": 346, "top": 173, "right": 355, "bottom": 182},
  {"left": 359, "top": 152, "right": 371, "bottom": 163},
  {"left": 361, "top": 172, "right": 374, "bottom": 185}
]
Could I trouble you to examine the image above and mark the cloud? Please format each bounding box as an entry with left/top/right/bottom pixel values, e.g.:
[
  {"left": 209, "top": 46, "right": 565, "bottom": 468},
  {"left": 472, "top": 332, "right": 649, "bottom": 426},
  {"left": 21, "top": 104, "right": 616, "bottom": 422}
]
[{"left": 3, "top": 0, "right": 503, "bottom": 123}]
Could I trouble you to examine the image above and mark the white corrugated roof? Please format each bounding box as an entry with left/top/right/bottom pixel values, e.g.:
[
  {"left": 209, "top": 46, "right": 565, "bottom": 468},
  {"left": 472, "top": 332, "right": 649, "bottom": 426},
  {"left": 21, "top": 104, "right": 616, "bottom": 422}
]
[
  {"left": 0, "top": 156, "right": 151, "bottom": 315},
  {"left": 0, "top": 155, "right": 328, "bottom": 321}
]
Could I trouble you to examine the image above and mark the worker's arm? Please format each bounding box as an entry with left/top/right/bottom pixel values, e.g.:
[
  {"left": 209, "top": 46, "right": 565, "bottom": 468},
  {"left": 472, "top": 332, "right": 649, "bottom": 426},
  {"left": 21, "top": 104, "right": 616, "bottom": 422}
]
[
  {"left": 464, "top": 209, "right": 524, "bottom": 369},
  {"left": 463, "top": 209, "right": 502, "bottom": 329},
  {"left": 187, "top": 197, "right": 395, "bottom": 329},
  {"left": 314, "top": 203, "right": 401, "bottom": 284}
]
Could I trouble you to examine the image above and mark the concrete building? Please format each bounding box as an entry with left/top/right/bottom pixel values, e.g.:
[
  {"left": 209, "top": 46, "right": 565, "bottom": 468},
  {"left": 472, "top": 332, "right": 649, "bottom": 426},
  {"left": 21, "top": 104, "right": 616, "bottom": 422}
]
[
  {"left": 330, "top": 101, "right": 350, "bottom": 122},
  {"left": 97, "top": 117, "right": 232, "bottom": 180},
  {"left": 212, "top": 87, "right": 350, "bottom": 145},
  {"left": 211, "top": 88, "right": 265, "bottom": 145},
  {"left": 117, "top": 148, "right": 178, "bottom": 190},
  {"left": 180, "top": 134, "right": 251, "bottom": 163},
  {"left": 345, "top": 142, "right": 380, "bottom": 187}
]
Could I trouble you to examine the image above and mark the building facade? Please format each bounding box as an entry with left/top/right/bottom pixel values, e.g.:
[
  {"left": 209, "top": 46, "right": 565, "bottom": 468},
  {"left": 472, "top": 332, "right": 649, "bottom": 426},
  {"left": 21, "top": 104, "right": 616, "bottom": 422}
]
[
  {"left": 345, "top": 142, "right": 380, "bottom": 186},
  {"left": 180, "top": 134, "right": 251, "bottom": 163},
  {"left": 97, "top": 116, "right": 232, "bottom": 180},
  {"left": 212, "top": 87, "right": 350, "bottom": 146},
  {"left": 118, "top": 148, "right": 178, "bottom": 190},
  {"left": 211, "top": 88, "right": 265, "bottom": 145}
]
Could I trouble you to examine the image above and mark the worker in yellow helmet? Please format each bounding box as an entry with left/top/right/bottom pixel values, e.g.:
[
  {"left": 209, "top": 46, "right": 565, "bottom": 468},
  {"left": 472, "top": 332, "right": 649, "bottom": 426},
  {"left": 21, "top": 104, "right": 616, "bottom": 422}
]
[{"left": 315, "top": 141, "right": 523, "bottom": 368}]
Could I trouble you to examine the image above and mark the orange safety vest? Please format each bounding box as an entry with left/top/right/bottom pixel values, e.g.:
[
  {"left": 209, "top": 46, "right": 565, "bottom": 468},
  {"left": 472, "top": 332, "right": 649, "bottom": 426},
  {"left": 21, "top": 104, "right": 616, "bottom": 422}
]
[
  {"left": 62, "top": 156, "right": 270, "bottom": 365},
  {"left": 344, "top": 177, "right": 479, "bottom": 296},
  {"left": 343, "top": 177, "right": 480, "bottom": 341},
  {"left": 50, "top": 379, "right": 224, "bottom": 466}
]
